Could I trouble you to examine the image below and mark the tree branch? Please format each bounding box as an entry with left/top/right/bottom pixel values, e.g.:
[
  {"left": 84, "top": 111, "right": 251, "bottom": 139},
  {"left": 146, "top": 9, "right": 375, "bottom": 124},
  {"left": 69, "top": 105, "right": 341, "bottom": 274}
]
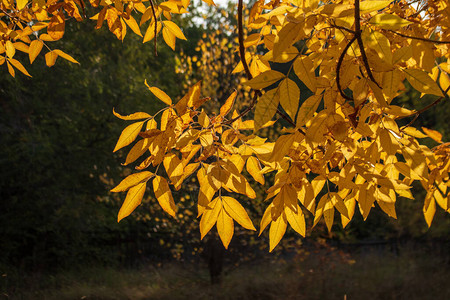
[
  {"left": 354, "top": 0, "right": 380, "bottom": 88},
  {"left": 386, "top": 29, "right": 450, "bottom": 44},
  {"left": 150, "top": 0, "right": 158, "bottom": 56},
  {"left": 336, "top": 35, "right": 357, "bottom": 101},
  {"left": 238, "top": 0, "right": 252, "bottom": 80}
]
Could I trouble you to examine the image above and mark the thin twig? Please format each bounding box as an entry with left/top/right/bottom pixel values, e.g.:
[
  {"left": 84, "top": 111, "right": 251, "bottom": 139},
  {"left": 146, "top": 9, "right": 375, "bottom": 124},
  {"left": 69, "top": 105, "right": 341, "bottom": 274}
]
[
  {"left": 336, "top": 35, "right": 357, "bottom": 101},
  {"left": 399, "top": 85, "right": 450, "bottom": 128},
  {"left": 354, "top": 0, "right": 380, "bottom": 88},
  {"left": 149, "top": 0, "right": 158, "bottom": 56},
  {"left": 238, "top": 0, "right": 252, "bottom": 80},
  {"left": 386, "top": 29, "right": 450, "bottom": 44}
]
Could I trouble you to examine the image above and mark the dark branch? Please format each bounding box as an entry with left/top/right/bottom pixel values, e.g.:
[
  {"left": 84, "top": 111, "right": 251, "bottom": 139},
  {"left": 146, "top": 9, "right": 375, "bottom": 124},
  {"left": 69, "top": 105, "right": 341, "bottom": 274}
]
[
  {"left": 150, "top": 0, "right": 158, "bottom": 56},
  {"left": 354, "top": 0, "right": 380, "bottom": 88},
  {"left": 336, "top": 35, "right": 357, "bottom": 101},
  {"left": 386, "top": 29, "right": 450, "bottom": 44},
  {"left": 238, "top": 0, "right": 252, "bottom": 80}
]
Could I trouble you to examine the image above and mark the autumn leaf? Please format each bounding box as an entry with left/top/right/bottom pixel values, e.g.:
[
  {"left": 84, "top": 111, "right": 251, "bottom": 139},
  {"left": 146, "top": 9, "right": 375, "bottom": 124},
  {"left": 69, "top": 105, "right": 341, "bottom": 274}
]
[
  {"left": 153, "top": 175, "right": 177, "bottom": 217},
  {"left": 145, "top": 80, "right": 173, "bottom": 105},
  {"left": 111, "top": 171, "right": 153, "bottom": 192},
  {"left": 118, "top": 182, "right": 147, "bottom": 222},
  {"left": 113, "top": 121, "right": 146, "bottom": 152}
]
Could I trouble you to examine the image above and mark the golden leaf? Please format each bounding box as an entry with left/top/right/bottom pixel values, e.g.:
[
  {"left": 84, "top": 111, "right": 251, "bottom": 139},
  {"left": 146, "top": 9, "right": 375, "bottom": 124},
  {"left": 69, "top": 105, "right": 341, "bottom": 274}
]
[
  {"left": 200, "top": 197, "right": 222, "bottom": 239},
  {"left": 163, "top": 20, "right": 187, "bottom": 40},
  {"left": 113, "top": 108, "right": 151, "bottom": 120},
  {"left": 153, "top": 175, "right": 177, "bottom": 217},
  {"left": 222, "top": 196, "right": 256, "bottom": 230},
  {"left": 217, "top": 209, "right": 234, "bottom": 249},
  {"left": 422, "top": 127, "right": 443, "bottom": 143},
  {"left": 113, "top": 121, "right": 145, "bottom": 152},
  {"left": 145, "top": 80, "right": 172, "bottom": 105},
  {"left": 293, "top": 56, "right": 317, "bottom": 93},
  {"left": 117, "top": 182, "right": 146, "bottom": 222},
  {"left": 403, "top": 68, "right": 443, "bottom": 97},
  {"left": 279, "top": 78, "right": 300, "bottom": 121},
  {"left": 245, "top": 70, "right": 285, "bottom": 90},
  {"left": 111, "top": 171, "right": 153, "bottom": 192},
  {"left": 29, "top": 40, "right": 44, "bottom": 64},
  {"left": 284, "top": 205, "right": 305, "bottom": 237},
  {"left": 369, "top": 13, "right": 412, "bottom": 30},
  {"left": 246, "top": 156, "right": 265, "bottom": 185},
  {"left": 124, "top": 16, "right": 143, "bottom": 37},
  {"left": 254, "top": 89, "right": 280, "bottom": 131},
  {"left": 219, "top": 90, "right": 237, "bottom": 117},
  {"left": 269, "top": 213, "right": 287, "bottom": 252}
]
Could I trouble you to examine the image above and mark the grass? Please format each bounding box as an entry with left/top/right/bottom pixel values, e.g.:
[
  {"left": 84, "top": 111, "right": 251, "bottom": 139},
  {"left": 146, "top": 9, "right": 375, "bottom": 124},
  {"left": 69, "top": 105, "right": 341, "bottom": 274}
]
[{"left": 2, "top": 244, "right": 449, "bottom": 300}]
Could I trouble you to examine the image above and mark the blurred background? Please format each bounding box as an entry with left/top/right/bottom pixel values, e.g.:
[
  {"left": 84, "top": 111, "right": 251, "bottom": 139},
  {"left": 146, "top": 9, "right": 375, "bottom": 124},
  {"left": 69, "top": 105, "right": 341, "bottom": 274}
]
[{"left": 1, "top": 1, "right": 449, "bottom": 299}]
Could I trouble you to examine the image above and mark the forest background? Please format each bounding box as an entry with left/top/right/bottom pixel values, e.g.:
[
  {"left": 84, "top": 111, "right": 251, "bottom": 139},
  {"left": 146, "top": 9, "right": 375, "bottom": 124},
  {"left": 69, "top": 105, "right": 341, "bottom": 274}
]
[{"left": 0, "top": 0, "right": 449, "bottom": 299}]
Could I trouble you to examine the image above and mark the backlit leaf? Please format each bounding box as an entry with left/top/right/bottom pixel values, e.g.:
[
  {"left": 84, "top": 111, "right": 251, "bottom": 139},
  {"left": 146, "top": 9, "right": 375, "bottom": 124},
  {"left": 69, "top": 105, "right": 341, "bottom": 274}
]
[
  {"left": 254, "top": 89, "right": 279, "bottom": 130},
  {"left": 113, "top": 108, "right": 151, "bottom": 120},
  {"left": 217, "top": 209, "right": 234, "bottom": 249},
  {"left": 145, "top": 80, "right": 172, "bottom": 105},
  {"left": 245, "top": 70, "right": 285, "bottom": 90},
  {"left": 269, "top": 213, "right": 287, "bottom": 252},
  {"left": 153, "top": 175, "right": 177, "bottom": 217},
  {"left": 403, "top": 69, "right": 442, "bottom": 96},
  {"left": 222, "top": 196, "right": 256, "bottom": 230},
  {"left": 111, "top": 171, "right": 153, "bottom": 192},
  {"left": 113, "top": 121, "right": 145, "bottom": 152},
  {"left": 118, "top": 182, "right": 146, "bottom": 222},
  {"left": 28, "top": 40, "right": 43, "bottom": 64},
  {"left": 279, "top": 78, "right": 300, "bottom": 121}
]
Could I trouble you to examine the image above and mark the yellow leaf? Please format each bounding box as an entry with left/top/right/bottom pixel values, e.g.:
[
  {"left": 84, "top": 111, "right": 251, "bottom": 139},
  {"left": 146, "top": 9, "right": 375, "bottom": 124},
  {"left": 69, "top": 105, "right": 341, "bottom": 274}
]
[
  {"left": 217, "top": 209, "right": 234, "bottom": 249},
  {"left": 124, "top": 16, "right": 142, "bottom": 37},
  {"left": 113, "top": 121, "right": 145, "bottom": 152},
  {"left": 29, "top": 40, "right": 43, "bottom": 64},
  {"left": 163, "top": 153, "right": 184, "bottom": 182},
  {"left": 369, "top": 13, "right": 412, "bottom": 30},
  {"left": 117, "top": 182, "right": 146, "bottom": 222},
  {"left": 219, "top": 90, "right": 237, "bottom": 117},
  {"left": 284, "top": 205, "right": 305, "bottom": 237},
  {"left": 362, "top": 28, "right": 392, "bottom": 64},
  {"left": 111, "top": 171, "right": 153, "bottom": 192},
  {"left": 163, "top": 20, "right": 187, "bottom": 40},
  {"left": 6, "top": 61, "right": 15, "bottom": 77},
  {"left": 296, "top": 94, "right": 322, "bottom": 127},
  {"left": 48, "top": 13, "right": 65, "bottom": 40},
  {"left": 273, "top": 22, "right": 303, "bottom": 59},
  {"left": 422, "top": 127, "right": 443, "bottom": 143},
  {"left": 271, "top": 133, "right": 295, "bottom": 162},
  {"left": 198, "top": 110, "right": 210, "bottom": 128},
  {"left": 16, "top": 0, "right": 28, "bottom": 10},
  {"left": 200, "top": 197, "right": 221, "bottom": 238},
  {"left": 246, "top": 156, "right": 265, "bottom": 185},
  {"left": 222, "top": 196, "right": 256, "bottom": 230},
  {"left": 144, "top": 80, "right": 172, "bottom": 105},
  {"left": 13, "top": 42, "right": 28, "bottom": 53},
  {"left": 323, "top": 201, "right": 334, "bottom": 232},
  {"left": 8, "top": 59, "right": 31, "bottom": 77},
  {"left": 293, "top": 56, "right": 317, "bottom": 92},
  {"left": 402, "top": 127, "right": 427, "bottom": 139},
  {"left": 53, "top": 49, "right": 79, "bottom": 64},
  {"left": 403, "top": 68, "right": 443, "bottom": 96},
  {"left": 359, "top": 1, "right": 391, "bottom": 14},
  {"left": 45, "top": 51, "right": 58, "bottom": 67},
  {"left": 5, "top": 41, "right": 15, "bottom": 58},
  {"left": 245, "top": 70, "right": 285, "bottom": 90},
  {"left": 143, "top": 21, "right": 162, "bottom": 43},
  {"left": 423, "top": 192, "right": 436, "bottom": 227},
  {"left": 254, "top": 89, "right": 279, "bottom": 131},
  {"left": 153, "top": 175, "right": 177, "bottom": 217},
  {"left": 269, "top": 213, "right": 287, "bottom": 252},
  {"left": 113, "top": 108, "right": 151, "bottom": 120},
  {"left": 162, "top": 27, "right": 176, "bottom": 50},
  {"left": 123, "top": 138, "right": 150, "bottom": 165},
  {"left": 279, "top": 78, "right": 300, "bottom": 121},
  {"left": 394, "top": 162, "right": 422, "bottom": 180}
]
